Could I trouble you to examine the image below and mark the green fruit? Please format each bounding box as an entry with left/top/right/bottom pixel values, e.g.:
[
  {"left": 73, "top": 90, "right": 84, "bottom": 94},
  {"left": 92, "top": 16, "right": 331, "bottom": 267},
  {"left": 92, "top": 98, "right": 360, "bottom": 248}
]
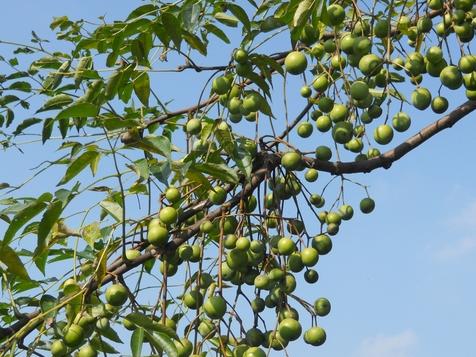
[
  {"left": 125, "top": 249, "right": 140, "bottom": 260},
  {"left": 159, "top": 206, "right": 178, "bottom": 225},
  {"left": 251, "top": 297, "right": 265, "bottom": 313},
  {"left": 235, "top": 236, "right": 250, "bottom": 250},
  {"left": 209, "top": 186, "right": 227, "bottom": 205},
  {"left": 431, "top": 96, "right": 449, "bottom": 114},
  {"left": 277, "top": 237, "right": 295, "bottom": 255},
  {"left": 254, "top": 274, "right": 270, "bottom": 289},
  {"left": 311, "top": 43, "right": 325, "bottom": 58},
  {"left": 175, "top": 338, "right": 193, "bottom": 357},
  {"left": 350, "top": 81, "right": 370, "bottom": 100},
  {"left": 203, "top": 295, "right": 227, "bottom": 319},
  {"left": 234, "top": 49, "right": 248, "bottom": 64},
  {"left": 458, "top": 55, "right": 475, "bottom": 73},
  {"left": 360, "top": 197, "right": 375, "bottom": 213},
  {"left": 300, "top": 24, "right": 319, "bottom": 46},
  {"left": 329, "top": 104, "right": 348, "bottom": 122},
  {"left": 314, "top": 297, "right": 331, "bottom": 316},
  {"left": 301, "top": 247, "right": 319, "bottom": 267},
  {"left": 374, "top": 19, "right": 389, "bottom": 38},
  {"left": 63, "top": 324, "right": 85, "bottom": 347},
  {"left": 297, "top": 122, "right": 313, "bottom": 137},
  {"left": 353, "top": 37, "right": 371, "bottom": 56},
  {"left": 243, "top": 347, "right": 266, "bottom": 357},
  {"left": 440, "top": 66, "right": 463, "bottom": 89},
  {"left": 212, "top": 76, "right": 231, "bottom": 95},
  {"left": 77, "top": 344, "right": 98, "bottom": 357},
  {"left": 315, "top": 146, "right": 332, "bottom": 161},
  {"left": 359, "top": 54, "right": 382, "bottom": 75},
  {"left": 327, "top": 4, "right": 345, "bottom": 26},
  {"left": 318, "top": 96, "right": 334, "bottom": 113},
  {"left": 304, "top": 327, "right": 326, "bottom": 346},
  {"left": 332, "top": 121, "right": 353, "bottom": 144},
  {"left": 165, "top": 187, "right": 181, "bottom": 203},
  {"left": 183, "top": 290, "right": 203, "bottom": 309},
  {"left": 392, "top": 112, "right": 411, "bottom": 132},
  {"left": 300, "top": 85, "right": 312, "bottom": 98},
  {"left": 340, "top": 34, "right": 355, "bottom": 53},
  {"left": 246, "top": 328, "right": 265, "bottom": 347},
  {"left": 178, "top": 244, "right": 193, "bottom": 260},
  {"left": 323, "top": 39, "right": 337, "bottom": 53},
  {"left": 374, "top": 124, "right": 394, "bottom": 145},
  {"left": 316, "top": 115, "right": 332, "bottom": 132},
  {"left": 281, "top": 152, "right": 302, "bottom": 171},
  {"left": 326, "top": 211, "right": 342, "bottom": 225},
  {"left": 288, "top": 252, "right": 304, "bottom": 272},
  {"left": 345, "top": 138, "right": 363, "bottom": 153},
  {"left": 226, "top": 249, "right": 248, "bottom": 271},
  {"left": 411, "top": 87, "right": 432, "bottom": 110},
  {"left": 284, "top": 51, "right": 307, "bottom": 75},
  {"left": 417, "top": 16, "right": 432, "bottom": 33},
  {"left": 428, "top": 0, "right": 443, "bottom": 10},
  {"left": 312, "top": 75, "right": 329, "bottom": 92},
  {"left": 105, "top": 283, "right": 128, "bottom": 306},
  {"left": 51, "top": 340, "right": 67, "bottom": 356},
  {"left": 305, "top": 168, "right": 318, "bottom": 182},
  {"left": 339, "top": 204, "right": 354, "bottom": 220},
  {"left": 278, "top": 318, "right": 302, "bottom": 341},
  {"left": 304, "top": 269, "right": 319, "bottom": 283},
  {"left": 186, "top": 118, "right": 202, "bottom": 135},
  {"left": 242, "top": 93, "right": 262, "bottom": 112},
  {"left": 198, "top": 319, "right": 215, "bottom": 338},
  {"left": 312, "top": 234, "right": 332, "bottom": 255}
]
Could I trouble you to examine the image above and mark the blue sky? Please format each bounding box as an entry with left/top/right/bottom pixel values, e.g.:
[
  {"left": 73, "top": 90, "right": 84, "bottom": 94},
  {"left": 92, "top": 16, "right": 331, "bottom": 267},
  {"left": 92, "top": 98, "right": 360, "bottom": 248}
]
[{"left": 1, "top": 1, "right": 476, "bottom": 357}]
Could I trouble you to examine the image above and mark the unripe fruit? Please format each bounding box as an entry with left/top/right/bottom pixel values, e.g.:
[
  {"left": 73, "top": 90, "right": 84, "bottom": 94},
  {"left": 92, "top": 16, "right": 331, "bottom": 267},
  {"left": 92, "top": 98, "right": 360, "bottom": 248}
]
[
  {"left": 305, "top": 168, "right": 318, "bottom": 182},
  {"left": 304, "top": 327, "right": 326, "bottom": 346},
  {"left": 304, "top": 269, "right": 319, "bottom": 283},
  {"left": 339, "top": 204, "right": 354, "bottom": 220},
  {"left": 329, "top": 104, "right": 348, "bottom": 122},
  {"left": 212, "top": 76, "right": 231, "bottom": 95},
  {"left": 175, "top": 338, "right": 193, "bottom": 357},
  {"left": 105, "top": 283, "right": 128, "bottom": 306},
  {"left": 235, "top": 236, "right": 250, "bottom": 251},
  {"left": 77, "top": 344, "right": 98, "bottom": 357},
  {"left": 63, "top": 324, "right": 85, "bottom": 347},
  {"left": 209, "top": 186, "right": 227, "bottom": 205},
  {"left": 186, "top": 118, "right": 201, "bottom": 135},
  {"left": 359, "top": 54, "right": 382, "bottom": 75},
  {"left": 165, "top": 187, "right": 181, "bottom": 203},
  {"left": 411, "top": 87, "right": 432, "bottom": 110},
  {"left": 284, "top": 51, "right": 307, "bottom": 75},
  {"left": 312, "top": 75, "right": 329, "bottom": 92},
  {"left": 300, "top": 85, "right": 312, "bottom": 98},
  {"left": 431, "top": 96, "right": 449, "bottom": 113},
  {"left": 277, "top": 237, "right": 295, "bottom": 255},
  {"left": 315, "top": 146, "right": 332, "bottom": 161},
  {"left": 332, "top": 121, "right": 353, "bottom": 144},
  {"left": 314, "top": 297, "right": 331, "bottom": 316},
  {"left": 159, "top": 206, "right": 178, "bottom": 225},
  {"left": 440, "top": 66, "right": 463, "bottom": 89},
  {"left": 312, "top": 234, "right": 332, "bottom": 255},
  {"left": 183, "top": 290, "right": 203, "bottom": 309},
  {"left": 301, "top": 247, "right": 319, "bottom": 266},
  {"left": 243, "top": 347, "right": 266, "bottom": 357},
  {"left": 297, "top": 122, "right": 313, "bottom": 138},
  {"left": 327, "top": 4, "right": 345, "bottom": 26},
  {"left": 316, "top": 115, "right": 332, "bottom": 132},
  {"left": 392, "top": 112, "right": 411, "bottom": 132},
  {"left": 234, "top": 49, "right": 248, "bottom": 64},
  {"left": 278, "top": 318, "right": 302, "bottom": 341},
  {"left": 360, "top": 197, "right": 375, "bottom": 213},
  {"left": 51, "top": 340, "right": 67, "bottom": 356},
  {"left": 203, "top": 295, "right": 227, "bottom": 319},
  {"left": 245, "top": 328, "right": 265, "bottom": 347},
  {"left": 281, "top": 152, "right": 301, "bottom": 171}
]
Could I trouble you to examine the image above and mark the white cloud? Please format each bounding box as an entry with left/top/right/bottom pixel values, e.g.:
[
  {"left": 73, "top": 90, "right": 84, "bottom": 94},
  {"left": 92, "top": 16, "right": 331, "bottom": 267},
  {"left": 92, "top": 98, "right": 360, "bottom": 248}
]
[
  {"left": 434, "top": 237, "right": 476, "bottom": 261},
  {"left": 355, "top": 330, "right": 417, "bottom": 357}
]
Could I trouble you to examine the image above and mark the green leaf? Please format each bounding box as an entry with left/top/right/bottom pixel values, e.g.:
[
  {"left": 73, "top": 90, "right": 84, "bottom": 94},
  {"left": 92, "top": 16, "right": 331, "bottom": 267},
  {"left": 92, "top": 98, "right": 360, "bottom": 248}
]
[
  {"left": 81, "top": 222, "right": 101, "bottom": 247},
  {"left": 37, "top": 200, "right": 63, "bottom": 248},
  {"left": 13, "top": 118, "right": 42, "bottom": 135},
  {"left": 214, "top": 12, "right": 239, "bottom": 27},
  {"left": 3, "top": 199, "right": 48, "bottom": 246},
  {"left": 0, "top": 245, "right": 30, "bottom": 280},
  {"left": 162, "top": 13, "right": 182, "bottom": 48},
  {"left": 42, "top": 119, "right": 54, "bottom": 143},
  {"left": 293, "top": 0, "right": 315, "bottom": 27},
  {"left": 8, "top": 81, "right": 32, "bottom": 93},
  {"left": 40, "top": 294, "right": 57, "bottom": 318},
  {"left": 126, "top": 312, "right": 178, "bottom": 339},
  {"left": 90, "top": 335, "right": 120, "bottom": 354},
  {"left": 215, "top": 122, "right": 235, "bottom": 157},
  {"left": 204, "top": 24, "right": 230, "bottom": 43},
  {"left": 144, "top": 331, "right": 178, "bottom": 357},
  {"left": 57, "top": 102, "right": 99, "bottom": 120},
  {"left": 98, "top": 325, "right": 123, "bottom": 343},
  {"left": 131, "top": 327, "right": 144, "bottom": 357},
  {"left": 133, "top": 71, "right": 150, "bottom": 106},
  {"left": 99, "top": 200, "right": 123, "bottom": 223},
  {"left": 38, "top": 94, "right": 73, "bottom": 112},
  {"left": 226, "top": 4, "right": 251, "bottom": 30},
  {"left": 185, "top": 168, "right": 213, "bottom": 191},
  {"left": 58, "top": 150, "right": 100, "bottom": 185},
  {"left": 129, "top": 135, "right": 172, "bottom": 158},
  {"left": 194, "top": 163, "right": 239, "bottom": 184},
  {"left": 182, "top": 31, "right": 207, "bottom": 55}
]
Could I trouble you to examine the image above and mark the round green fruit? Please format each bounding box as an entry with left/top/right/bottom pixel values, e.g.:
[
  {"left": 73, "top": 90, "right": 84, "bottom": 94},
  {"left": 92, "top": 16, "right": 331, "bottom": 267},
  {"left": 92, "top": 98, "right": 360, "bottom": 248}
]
[
  {"left": 281, "top": 151, "right": 302, "bottom": 171},
  {"left": 297, "top": 122, "right": 313, "bottom": 138},
  {"left": 159, "top": 206, "right": 178, "bottom": 225},
  {"left": 339, "top": 204, "right": 354, "bottom": 220},
  {"left": 245, "top": 328, "right": 265, "bottom": 347},
  {"left": 209, "top": 186, "right": 227, "bottom": 205},
  {"left": 278, "top": 318, "right": 302, "bottom": 341},
  {"left": 301, "top": 247, "right": 319, "bottom": 267},
  {"left": 315, "top": 146, "right": 332, "bottom": 161},
  {"left": 332, "top": 121, "right": 353, "bottom": 144},
  {"left": 175, "top": 338, "right": 193, "bottom": 357},
  {"left": 51, "top": 340, "right": 67, "bottom": 356},
  {"left": 77, "top": 344, "right": 98, "bottom": 357},
  {"left": 392, "top": 112, "right": 411, "bottom": 132},
  {"left": 359, "top": 54, "right": 382, "bottom": 75},
  {"left": 327, "top": 4, "right": 345, "bottom": 26},
  {"left": 165, "top": 187, "right": 181, "bottom": 203},
  {"left": 300, "top": 85, "right": 312, "bottom": 98},
  {"left": 212, "top": 76, "right": 231, "bottom": 95},
  {"left": 277, "top": 237, "right": 296, "bottom": 255},
  {"left": 350, "top": 81, "right": 369, "bottom": 100},
  {"left": 316, "top": 115, "right": 332, "bottom": 132},
  {"left": 304, "top": 269, "right": 319, "bottom": 283},
  {"left": 203, "top": 295, "right": 227, "bottom": 319},
  {"left": 305, "top": 168, "right": 318, "bottom": 182},
  {"left": 431, "top": 96, "right": 449, "bottom": 114},
  {"left": 329, "top": 104, "right": 348, "bottom": 122},
  {"left": 284, "top": 51, "right": 307, "bottom": 75},
  {"left": 63, "top": 324, "right": 85, "bottom": 347},
  {"left": 243, "top": 347, "right": 266, "bottom": 357},
  {"left": 304, "top": 327, "right": 326, "bottom": 346},
  {"left": 440, "top": 66, "right": 463, "bottom": 89},
  {"left": 312, "top": 234, "right": 332, "bottom": 255},
  {"left": 183, "top": 290, "right": 203, "bottom": 309},
  {"left": 186, "top": 118, "right": 202, "bottom": 135},
  {"left": 105, "top": 283, "right": 128, "bottom": 307},
  {"left": 314, "top": 297, "right": 331, "bottom": 316},
  {"left": 360, "top": 197, "right": 375, "bottom": 214},
  {"left": 234, "top": 49, "right": 248, "bottom": 64},
  {"left": 411, "top": 87, "right": 432, "bottom": 110}
]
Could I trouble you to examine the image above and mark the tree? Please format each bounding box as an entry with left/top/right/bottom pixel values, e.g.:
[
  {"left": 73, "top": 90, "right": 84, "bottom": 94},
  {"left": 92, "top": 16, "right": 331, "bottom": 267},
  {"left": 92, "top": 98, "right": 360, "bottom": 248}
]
[{"left": 0, "top": 0, "right": 474, "bottom": 355}]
